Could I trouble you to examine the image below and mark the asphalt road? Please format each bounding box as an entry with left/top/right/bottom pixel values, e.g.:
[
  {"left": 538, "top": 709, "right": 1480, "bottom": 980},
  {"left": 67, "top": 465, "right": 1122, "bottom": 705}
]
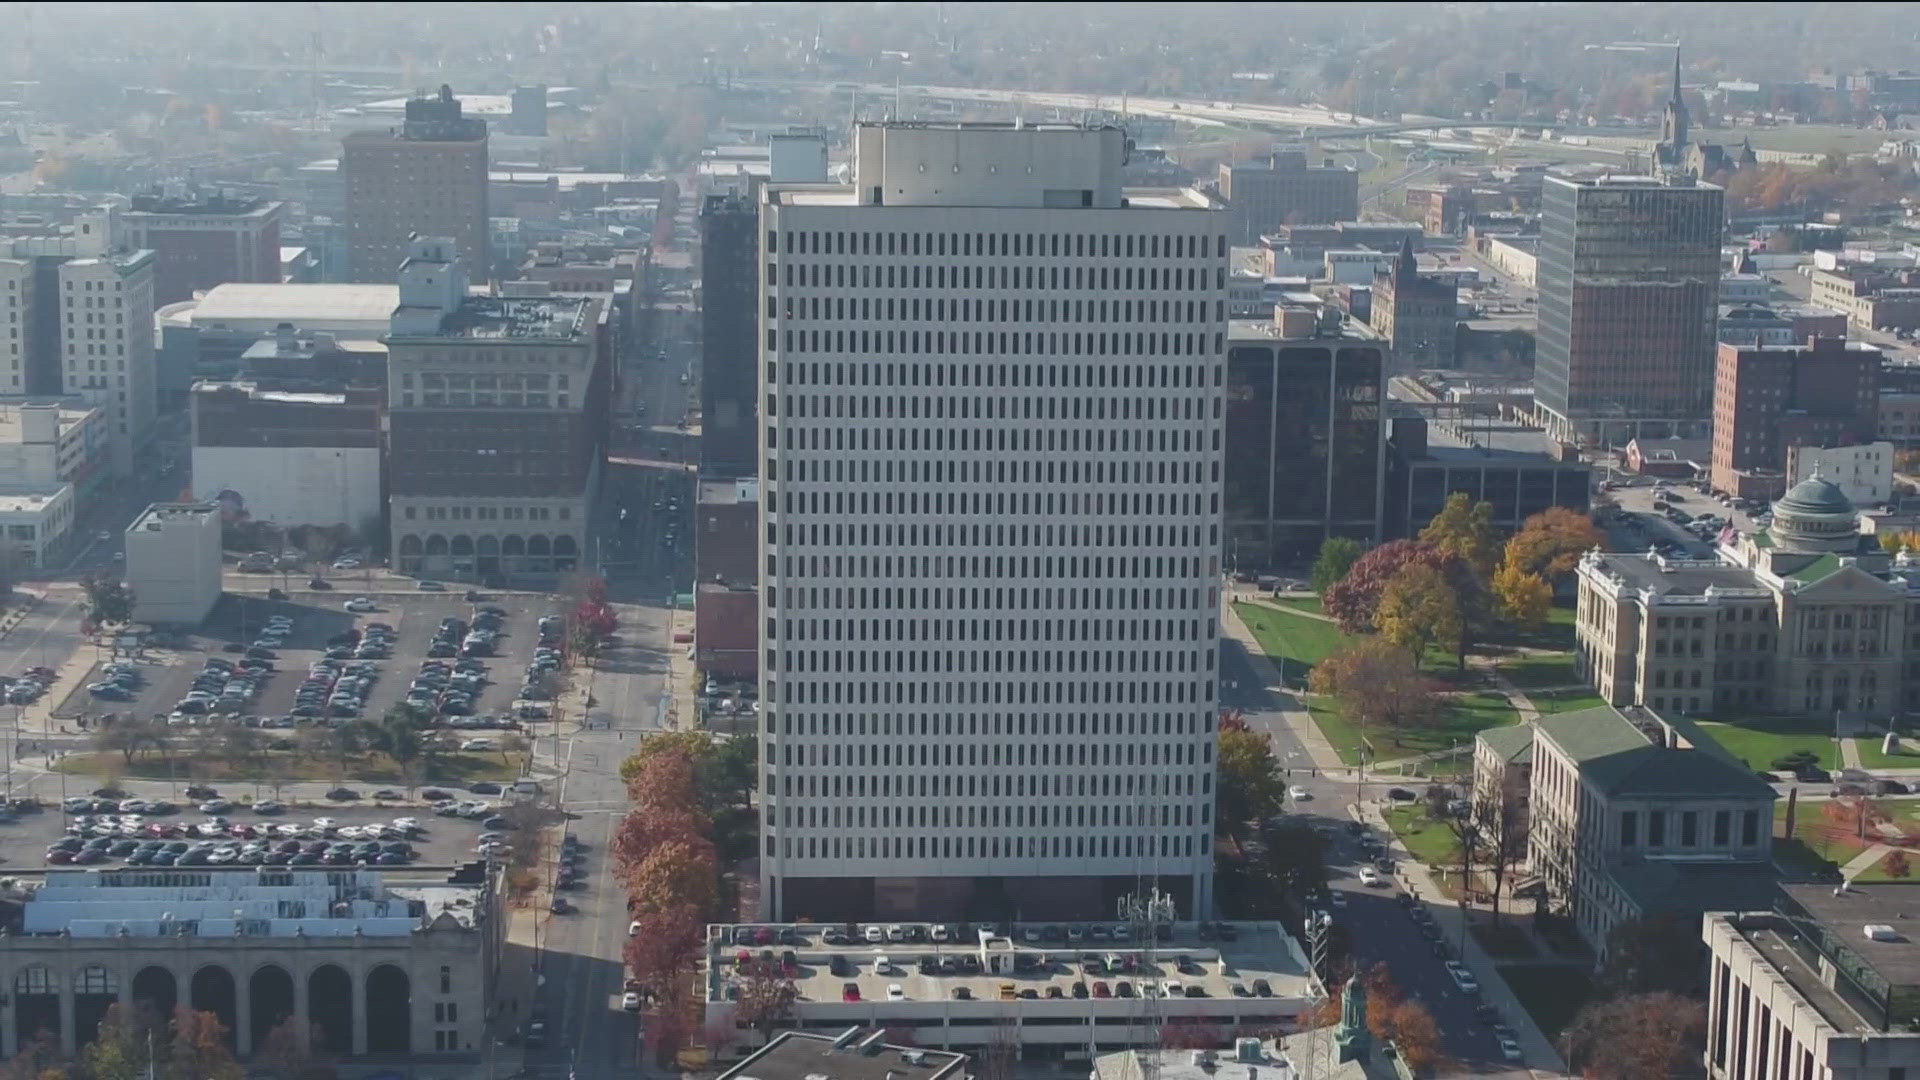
[
  {"left": 517, "top": 196, "right": 702, "bottom": 1079},
  {"left": 1220, "top": 640, "right": 1530, "bottom": 1075}
]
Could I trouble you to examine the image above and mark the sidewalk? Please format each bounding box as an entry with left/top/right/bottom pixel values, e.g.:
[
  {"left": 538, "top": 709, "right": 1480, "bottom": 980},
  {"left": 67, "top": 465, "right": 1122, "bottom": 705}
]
[
  {"left": 1220, "top": 600, "right": 1345, "bottom": 773},
  {"left": 1356, "top": 799, "right": 1570, "bottom": 1077}
]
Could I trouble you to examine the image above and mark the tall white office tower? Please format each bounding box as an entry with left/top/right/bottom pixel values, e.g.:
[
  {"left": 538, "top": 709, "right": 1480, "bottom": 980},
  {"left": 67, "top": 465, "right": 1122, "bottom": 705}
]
[{"left": 758, "top": 123, "right": 1228, "bottom": 922}]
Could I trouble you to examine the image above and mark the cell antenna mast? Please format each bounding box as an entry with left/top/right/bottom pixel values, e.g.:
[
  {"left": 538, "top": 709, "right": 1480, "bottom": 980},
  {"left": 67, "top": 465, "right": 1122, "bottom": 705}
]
[{"left": 1119, "top": 778, "right": 1176, "bottom": 1077}]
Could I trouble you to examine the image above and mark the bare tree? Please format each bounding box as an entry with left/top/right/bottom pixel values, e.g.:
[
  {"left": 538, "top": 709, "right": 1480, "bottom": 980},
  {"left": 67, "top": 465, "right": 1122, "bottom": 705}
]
[
  {"left": 1472, "top": 782, "right": 1529, "bottom": 924},
  {"left": 978, "top": 1022, "right": 1019, "bottom": 1080},
  {"left": 1424, "top": 782, "right": 1480, "bottom": 897}
]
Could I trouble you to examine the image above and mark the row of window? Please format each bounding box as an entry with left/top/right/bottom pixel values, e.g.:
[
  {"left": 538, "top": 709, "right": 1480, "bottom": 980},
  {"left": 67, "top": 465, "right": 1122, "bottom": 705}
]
[
  {"left": 773, "top": 391, "right": 1217, "bottom": 429},
  {"left": 773, "top": 327, "right": 1224, "bottom": 359},
  {"left": 398, "top": 392, "right": 570, "bottom": 409},
  {"left": 772, "top": 762, "right": 1205, "bottom": 801},
  {"left": 775, "top": 227, "right": 1225, "bottom": 261},
  {"left": 775, "top": 735, "right": 1210, "bottom": 771},
  {"left": 776, "top": 580, "right": 1207, "bottom": 612},
  {"left": 769, "top": 518, "right": 1222, "bottom": 550},
  {"left": 1619, "top": 807, "right": 1761, "bottom": 848},
  {"left": 769, "top": 830, "right": 1212, "bottom": 863},
  {"left": 777, "top": 487, "right": 1211, "bottom": 521},
  {"left": 402, "top": 505, "right": 569, "bottom": 521},
  {"left": 771, "top": 709, "right": 1212, "bottom": 738},
  {"left": 767, "top": 426, "right": 1214, "bottom": 470},
  {"left": 402, "top": 372, "right": 567, "bottom": 390},
  {"left": 775, "top": 259, "right": 1222, "bottom": 295},
  {"left": 775, "top": 292, "right": 1218, "bottom": 326},
  {"left": 767, "top": 675, "right": 1214, "bottom": 706},
  {"left": 777, "top": 797, "right": 1210, "bottom": 832},
  {"left": 773, "top": 358, "right": 1218, "bottom": 391}
]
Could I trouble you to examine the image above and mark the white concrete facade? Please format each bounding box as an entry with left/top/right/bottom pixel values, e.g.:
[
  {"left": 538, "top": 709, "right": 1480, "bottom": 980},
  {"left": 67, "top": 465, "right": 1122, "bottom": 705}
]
[
  {"left": 59, "top": 251, "right": 156, "bottom": 477},
  {"left": 125, "top": 502, "right": 223, "bottom": 625},
  {"left": 757, "top": 123, "right": 1227, "bottom": 920},
  {"left": 0, "top": 260, "right": 30, "bottom": 395},
  {"left": 192, "top": 446, "right": 382, "bottom": 531},
  {"left": 1787, "top": 442, "right": 1895, "bottom": 508},
  {"left": 0, "top": 485, "right": 74, "bottom": 571}
]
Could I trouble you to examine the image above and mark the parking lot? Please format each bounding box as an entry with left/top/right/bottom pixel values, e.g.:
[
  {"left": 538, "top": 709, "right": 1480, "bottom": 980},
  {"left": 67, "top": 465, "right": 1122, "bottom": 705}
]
[
  {"left": 58, "top": 591, "right": 570, "bottom": 734},
  {"left": 2, "top": 789, "right": 553, "bottom": 871}
]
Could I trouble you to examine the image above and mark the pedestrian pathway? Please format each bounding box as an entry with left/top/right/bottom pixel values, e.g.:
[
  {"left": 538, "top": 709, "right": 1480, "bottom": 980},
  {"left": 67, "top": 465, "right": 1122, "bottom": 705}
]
[
  {"left": 1843, "top": 737, "right": 1865, "bottom": 770},
  {"left": 1842, "top": 842, "right": 1892, "bottom": 881}
]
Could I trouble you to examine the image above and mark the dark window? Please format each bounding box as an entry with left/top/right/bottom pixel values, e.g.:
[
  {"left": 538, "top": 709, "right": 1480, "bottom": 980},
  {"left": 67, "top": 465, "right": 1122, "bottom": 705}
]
[
  {"left": 1620, "top": 811, "right": 1637, "bottom": 847},
  {"left": 1742, "top": 810, "right": 1759, "bottom": 846},
  {"left": 1681, "top": 812, "right": 1698, "bottom": 846},
  {"left": 1648, "top": 811, "right": 1667, "bottom": 847},
  {"left": 1714, "top": 810, "right": 1730, "bottom": 846}
]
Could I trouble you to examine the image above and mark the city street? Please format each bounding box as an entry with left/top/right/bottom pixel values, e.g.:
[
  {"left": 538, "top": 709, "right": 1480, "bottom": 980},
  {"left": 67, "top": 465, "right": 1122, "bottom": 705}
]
[{"left": 1220, "top": 641, "right": 1533, "bottom": 1077}]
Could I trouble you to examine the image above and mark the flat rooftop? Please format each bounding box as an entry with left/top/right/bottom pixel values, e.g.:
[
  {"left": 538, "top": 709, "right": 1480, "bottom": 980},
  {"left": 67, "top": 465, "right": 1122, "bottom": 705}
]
[
  {"left": 772, "top": 186, "right": 1215, "bottom": 209},
  {"left": 0, "top": 485, "right": 65, "bottom": 515},
  {"left": 0, "top": 403, "right": 93, "bottom": 442},
  {"left": 1591, "top": 551, "right": 1766, "bottom": 597},
  {"left": 707, "top": 921, "right": 1312, "bottom": 1007},
  {"left": 721, "top": 1031, "right": 967, "bottom": 1080},
  {"left": 1227, "top": 317, "right": 1383, "bottom": 343},
  {"left": 190, "top": 283, "right": 399, "bottom": 327},
  {"left": 127, "top": 193, "right": 279, "bottom": 218},
  {"left": 393, "top": 294, "right": 592, "bottom": 341},
  {"left": 130, "top": 502, "right": 219, "bottom": 530},
  {"left": 1781, "top": 883, "right": 1920, "bottom": 988}
]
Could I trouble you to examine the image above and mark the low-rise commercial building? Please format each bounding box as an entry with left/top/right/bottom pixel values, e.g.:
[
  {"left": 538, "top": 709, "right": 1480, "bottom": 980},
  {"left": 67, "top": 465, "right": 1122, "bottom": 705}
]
[
  {"left": 124, "top": 502, "right": 223, "bottom": 625},
  {"left": 1703, "top": 886, "right": 1920, "bottom": 1079},
  {"left": 701, "top": 922, "right": 1313, "bottom": 1062},
  {"left": 1478, "top": 706, "right": 1776, "bottom": 957},
  {"left": 1370, "top": 239, "right": 1458, "bottom": 370},
  {"left": 1382, "top": 416, "right": 1589, "bottom": 539},
  {"left": 1218, "top": 150, "right": 1359, "bottom": 242},
  {"left": 121, "top": 191, "right": 285, "bottom": 305},
  {"left": 190, "top": 381, "right": 383, "bottom": 532},
  {"left": 0, "top": 401, "right": 108, "bottom": 505},
  {"left": 1810, "top": 264, "right": 1920, "bottom": 332},
  {"left": 0, "top": 867, "right": 500, "bottom": 1062},
  {"left": 0, "top": 485, "right": 73, "bottom": 572}
]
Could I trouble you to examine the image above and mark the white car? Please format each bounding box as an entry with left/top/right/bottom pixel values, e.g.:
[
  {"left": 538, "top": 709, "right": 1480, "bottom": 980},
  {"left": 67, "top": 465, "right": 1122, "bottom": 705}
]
[
  {"left": 1288, "top": 786, "right": 1310, "bottom": 801},
  {"left": 863, "top": 925, "right": 884, "bottom": 943},
  {"left": 1358, "top": 867, "right": 1383, "bottom": 887},
  {"left": 628, "top": 920, "right": 641, "bottom": 937},
  {"left": 1444, "top": 961, "right": 1479, "bottom": 994},
  {"left": 461, "top": 738, "right": 496, "bottom": 751},
  {"left": 332, "top": 558, "right": 361, "bottom": 570},
  {"left": 886, "top": 983, "right": 905, "bottom": 1001},
  {"left": 344, "top": 598, "right": 376, "bottom": 613},
  {"left": 1497, "top": 1036, "right": 1523, "bottom": 1063},
  {"left": 622, "top": 991, "right": 642, "bottom": 1012},
  {"left": 312, "top": 817, "right": 336, "bottom": 830}
]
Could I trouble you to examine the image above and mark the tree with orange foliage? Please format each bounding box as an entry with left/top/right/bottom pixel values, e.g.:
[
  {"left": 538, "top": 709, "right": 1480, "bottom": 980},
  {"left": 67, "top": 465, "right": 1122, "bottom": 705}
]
[
  {"left": 629, "top": 837, "right": 719, "bottom": 916},
  {"left": 1823, "top": 793, "right": 1890, "bottom": 840},
  {"left": 1562, "top": 992, "right": 1706, "bottom": 1079},
  {"left": 623, "top": 902, "right": 705, "bottom": 1008}
]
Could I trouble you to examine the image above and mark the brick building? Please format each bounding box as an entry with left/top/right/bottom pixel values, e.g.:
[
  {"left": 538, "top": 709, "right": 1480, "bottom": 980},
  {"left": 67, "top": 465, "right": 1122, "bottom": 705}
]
[
  {"left": 1369, "top": 238, "right": 1457, "bottom": 369},
  {"left": 121, "top": 191, "right": 284, "bottom": 305},
  {"left": 1709, "top": 338, "right": 1881, "bottom": 499},
  {"left": 343, "top": 87, "right": 489, "bottom": 284}
]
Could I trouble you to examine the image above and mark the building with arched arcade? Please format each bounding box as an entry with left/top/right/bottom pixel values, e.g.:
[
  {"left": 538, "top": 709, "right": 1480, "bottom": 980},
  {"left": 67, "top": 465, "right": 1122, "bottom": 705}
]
[
  {"left": 383, "top": 236, "right": 609, "bottom": 584},
  {"left": 0, "top": 867, "right": 501, "bottom": 1064}
]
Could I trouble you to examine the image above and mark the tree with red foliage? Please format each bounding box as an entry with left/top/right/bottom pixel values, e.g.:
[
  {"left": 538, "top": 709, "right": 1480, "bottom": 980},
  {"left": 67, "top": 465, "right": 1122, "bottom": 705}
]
[
  {"left": 1321, "top": 539, "right": 1449, "bottom": 634},
  {"left": 1159, "top": 1019, "right": 1225, "bottom": 1050},
  {"left": 623, "top": 902, "right": 706, "bottom": 1008}
]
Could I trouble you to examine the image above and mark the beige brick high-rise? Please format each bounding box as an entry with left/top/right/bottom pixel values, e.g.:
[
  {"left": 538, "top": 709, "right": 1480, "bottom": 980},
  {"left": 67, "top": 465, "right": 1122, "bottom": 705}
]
[{"left": 343, "top": 86, "right": 488, "bottom": 283}]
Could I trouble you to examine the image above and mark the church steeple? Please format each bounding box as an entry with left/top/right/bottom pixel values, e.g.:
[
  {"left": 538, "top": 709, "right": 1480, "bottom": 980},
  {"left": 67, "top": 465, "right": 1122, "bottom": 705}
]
[
  {"left": 1660, "top": 46, "right": 1690, "bottom": 165},
  {"left": 1395, "top": 235, "right": 1417, "bottom": 283}
]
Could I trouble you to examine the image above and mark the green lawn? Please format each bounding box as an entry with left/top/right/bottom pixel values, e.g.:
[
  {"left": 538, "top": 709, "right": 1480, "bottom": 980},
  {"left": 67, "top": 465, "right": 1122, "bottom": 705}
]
[
  {"left": 1384, "top": 804, "right": 1462, "bottom": 867},
  {"left": 1696, "top": 717, "right": 1842, "bottom": 772},
  {"left": 1846, "top": 852, "right": 1920, "bottom": 885},
  {"left": 1232, "top": 603, "right": 1355, "bottom": 684},
  {"left": 1307, "top": 690, "right": 1519, "bottom": 766},
  {"left": 1856, "top": 730, "right": 1920, "bottom": 770},
  {"left": 1267, "top": 595, "right": 1327, "bottom": 618},
  {"left": 1498, "top": 654, "right": 1580, "bottom": 690},
  {"left": 1496, "top": 965, "right": 1594, "bottom": 1040}
]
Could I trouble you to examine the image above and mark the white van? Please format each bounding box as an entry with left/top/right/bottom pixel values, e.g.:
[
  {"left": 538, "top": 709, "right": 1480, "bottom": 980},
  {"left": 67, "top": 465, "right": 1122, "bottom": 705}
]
[{"left": 511, "top": 780, "right": 542, "bottom": 796}]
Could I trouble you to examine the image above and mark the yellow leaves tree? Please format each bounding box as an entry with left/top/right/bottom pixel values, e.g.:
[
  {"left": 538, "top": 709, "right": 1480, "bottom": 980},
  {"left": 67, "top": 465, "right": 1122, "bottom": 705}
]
[
  {"left": 1503, "top": 506, "right": 1606, "bottom": 583},
  {"left": 1493, "top": 562, "right": 1552, "bottom": 629},
  {"left": 629, "top": 837, "right": 719, "bottom": 917},
  {"left": 1376, "top": 562, "right": 1464, "bottom": 666},
  {"left": 1419, "top": 492, "right": 1500, "bottom": 581}
]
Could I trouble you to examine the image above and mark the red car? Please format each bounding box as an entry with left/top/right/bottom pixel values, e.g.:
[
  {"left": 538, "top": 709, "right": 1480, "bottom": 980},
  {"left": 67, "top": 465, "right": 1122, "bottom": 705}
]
[{"left": 842, "top": 983, "right": 861, "bottom": 1002}]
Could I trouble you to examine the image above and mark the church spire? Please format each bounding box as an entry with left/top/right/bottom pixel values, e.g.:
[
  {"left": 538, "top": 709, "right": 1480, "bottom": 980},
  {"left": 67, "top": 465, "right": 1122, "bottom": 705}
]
[
  {"left": 1670, "top": 46, "right": 1684, "bottom": 106},
  {"left": 1659, "top": 45, "right": 1690, "bottom": 173},
  {"left": 1396, "top": 234, "right": 1417, "bottom": 282}
]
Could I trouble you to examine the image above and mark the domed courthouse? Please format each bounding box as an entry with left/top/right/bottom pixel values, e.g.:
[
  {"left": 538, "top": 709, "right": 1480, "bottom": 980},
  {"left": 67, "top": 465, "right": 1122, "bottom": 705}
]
[{"left": 1576, "top": 477, "right": 1920, "bottom": 726}]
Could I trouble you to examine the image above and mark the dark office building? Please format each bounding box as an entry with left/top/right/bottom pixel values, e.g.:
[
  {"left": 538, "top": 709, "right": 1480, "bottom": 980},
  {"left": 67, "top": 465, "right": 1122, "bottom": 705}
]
[
  {"left": 1534, "top": 174, "right": 1724, "bottom": 446},
  {"left": 699, "top": 191, "right": 758, "bottom": 480},
  {"left": 1224, "top": 320, "right": 1385, "bottom": 571},
  {"left": 1217, "top": 150, "right": 1360, "bottom": 244},
  {"left": 1383, "top": 416, "right": 1591, "bottom": 538}
]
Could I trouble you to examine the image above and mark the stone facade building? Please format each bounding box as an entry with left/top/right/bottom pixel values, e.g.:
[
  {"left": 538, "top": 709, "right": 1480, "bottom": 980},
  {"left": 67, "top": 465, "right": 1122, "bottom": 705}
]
[
  {"left": 1476, "top": 706, "right": 1776, "bottom": 955},
  {"left": 1368, "top": 238, "right": 1456, "bottom": 370},
  {"left": 0, "top": 868, "right": 500, "bottom": 1064},
  {"left": 1576, "top": 476, "right": 1920, "bottom": 723}
]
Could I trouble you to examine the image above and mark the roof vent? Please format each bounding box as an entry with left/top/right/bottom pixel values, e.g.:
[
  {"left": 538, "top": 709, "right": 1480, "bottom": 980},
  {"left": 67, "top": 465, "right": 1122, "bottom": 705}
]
[
  {"left": 903, "top": 1051, "right": 927, "bottom": 1066},
  {"left": 1866, "top": 924, "right": 1903, "bottom": 942}
]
